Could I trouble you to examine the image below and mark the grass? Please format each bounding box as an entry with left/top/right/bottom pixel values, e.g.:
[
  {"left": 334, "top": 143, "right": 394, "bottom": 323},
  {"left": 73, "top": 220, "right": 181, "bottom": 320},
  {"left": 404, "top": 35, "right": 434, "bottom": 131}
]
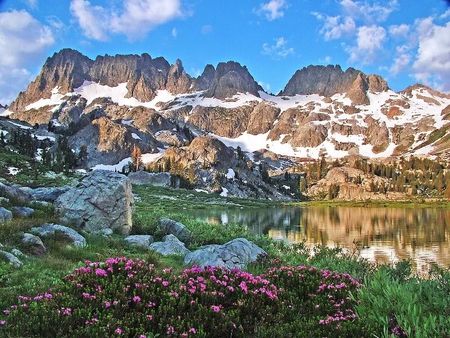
[{"left": 1, "top": 183, "right": 450, "bottom": 337}]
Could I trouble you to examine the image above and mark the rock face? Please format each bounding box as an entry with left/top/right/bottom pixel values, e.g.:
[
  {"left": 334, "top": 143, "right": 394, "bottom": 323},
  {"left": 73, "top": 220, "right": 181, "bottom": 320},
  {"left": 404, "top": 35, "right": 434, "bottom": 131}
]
[
  {"left": 127, "top": 172, "right": 172, "bottom": 187},
  {"left": 184, "top": 238, "right": 266, "bottom": 270},
  {"left": 124, "top": 235, "right": 154, "bottom": 248},
  {"left": 281, "top": 65, "right": 389, "bottom": 105},
  {"left": 54, "top": 170, "right": 134, "bottom": 235},
  {"left": 22, "top": 233, "right": 47, "bottom": 256}
]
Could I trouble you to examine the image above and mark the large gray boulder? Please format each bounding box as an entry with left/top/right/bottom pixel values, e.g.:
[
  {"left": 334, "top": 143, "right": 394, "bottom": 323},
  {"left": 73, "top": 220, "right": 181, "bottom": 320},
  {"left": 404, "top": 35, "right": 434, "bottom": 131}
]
[
  {"left": 31, "top": 223, "right": 86, "bottom": 247},
  {"left": 0, "top": 207, "right": 12, "bottom": 222},
  {"left": 149, "top": 234, "right": 190, "bottom": 256},
  {"left": 124, "top": 235, "right": 154, "bottom": 248},
  {"left": 157, "top": 218, "right": 192, "bottom": 244},
  {"left": 184, "top": 238, "right": 266, "bottom": 270},
  {"left": 22, "top": 233, "right": 47, "bottom": 256},
  {"left": 128, "top": 171, "right": 172, "bottom": 187},
  {"left": 54, "top": 170, "right": 135, "bottom": 235},
  {"left": 0, "top": 183, "right": 33, "bottom": 204}
]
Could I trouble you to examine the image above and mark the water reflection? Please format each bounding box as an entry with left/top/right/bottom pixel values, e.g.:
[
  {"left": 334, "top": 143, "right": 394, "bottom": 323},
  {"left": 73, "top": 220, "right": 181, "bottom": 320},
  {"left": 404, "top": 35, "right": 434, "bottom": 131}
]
[{"left": 189, "top": 206, "right": 450, "bottom": 274}]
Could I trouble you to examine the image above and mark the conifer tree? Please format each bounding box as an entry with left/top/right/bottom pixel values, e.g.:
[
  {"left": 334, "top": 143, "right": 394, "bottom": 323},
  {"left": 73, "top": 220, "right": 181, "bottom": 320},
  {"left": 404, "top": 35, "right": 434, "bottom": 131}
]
[{"left": 131, "top": 144, "right": 142, "bottom": 172}]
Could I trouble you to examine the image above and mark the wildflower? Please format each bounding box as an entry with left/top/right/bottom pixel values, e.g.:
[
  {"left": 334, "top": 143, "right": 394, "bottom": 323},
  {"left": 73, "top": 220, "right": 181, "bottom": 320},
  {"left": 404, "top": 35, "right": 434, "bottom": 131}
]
[
  {"left": 189, "top": 328, "right": 196, "bottom": 333},
  {"left": 133, "top": 296, "right": 141, "bottom": 303},
  {"left": 139, "top": 335, "right": 146, "bottom": 338},
  {"left": 105, "top": 301, "right": 111, "bottom": 308},
  {"left": 95, "top": 268, "right": 108, "bottom": 277},
  {"left": 44, "top": 293, "right": 53, "bottom": 299},
  {"left": 167, "top": 326, "right": 175, "bottom": 334},
  {"left": 162, "top": 281, "right": 169, "bottom": 287},
  {"left": 211, "top": 305, "right": 220, "bottom": 312},
  {"left": 3, "top": 310, "right": 10, "bottom": 315},
  {"left": 0, "top": 321, "right": 6, "bottom": 325},
  {"left": 146, "top": 315, "right": 153, "bottom": 320},
  {"left": 115, "top": 328, "right": 122, "bottom": 334}
]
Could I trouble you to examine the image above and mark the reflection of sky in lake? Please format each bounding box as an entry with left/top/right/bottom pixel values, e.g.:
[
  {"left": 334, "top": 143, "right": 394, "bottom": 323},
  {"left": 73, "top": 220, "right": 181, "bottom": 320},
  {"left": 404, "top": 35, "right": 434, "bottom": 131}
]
[{"left": 189, "top": 206, "right": 450, "bottom": 275}]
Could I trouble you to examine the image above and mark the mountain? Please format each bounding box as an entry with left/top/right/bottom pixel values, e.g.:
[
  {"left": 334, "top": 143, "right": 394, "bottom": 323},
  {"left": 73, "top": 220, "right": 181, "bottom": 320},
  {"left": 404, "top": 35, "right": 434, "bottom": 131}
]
[{"left": 3, "top": 48, "right": 450, "bottom": 175}]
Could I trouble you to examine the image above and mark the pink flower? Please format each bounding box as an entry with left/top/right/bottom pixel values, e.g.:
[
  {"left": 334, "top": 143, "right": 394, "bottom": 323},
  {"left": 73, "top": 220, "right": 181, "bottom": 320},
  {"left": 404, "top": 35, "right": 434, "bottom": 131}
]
[
  {"left": 95, "top": 268, "right": 107, "bottom": 277},
  {"left": 3, "top": 310, "right": 10, "bottom": 315},
  {"left": 162, "top": 281, "right": 169, "bottom": 287},
  {"left": 139, "top": 335, "right": 146, "bottom": 338},
  {"left": 211, "top": 305, "right": 220, "bottom": 313},
  {"left": 105, "top": 301, "right": 111, "bottom": 308},
  {"left": 167, "top": 326, "right": 175, "bottom": 334},
  {"left": 0, "top": 320, "right": 5, "bottom": 325},
  {"left": 115, "top": 328, "right": 122, "bottom": 334},
  {"left": 44, "top": 293, "right": 53, "bottom": 299},
  {"left": 133, "top": 296, "right": 141, "bottom": 303},
  {"left": 189, "top": 328, "right": 196, "bottom": 333}
]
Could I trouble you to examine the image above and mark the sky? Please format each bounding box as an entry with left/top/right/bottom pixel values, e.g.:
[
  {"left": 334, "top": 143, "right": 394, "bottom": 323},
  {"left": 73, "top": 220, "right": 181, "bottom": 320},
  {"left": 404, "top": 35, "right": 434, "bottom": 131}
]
[{"left": 0, "top": 0, "right": 449, "bottom": 105}]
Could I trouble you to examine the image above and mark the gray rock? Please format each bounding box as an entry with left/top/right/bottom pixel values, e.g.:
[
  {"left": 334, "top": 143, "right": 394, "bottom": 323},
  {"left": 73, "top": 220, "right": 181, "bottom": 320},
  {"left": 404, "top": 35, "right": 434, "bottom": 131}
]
[
  {"left": 54, "top": 170, "right": 135, "bottom": 235},
  {"left": 12, "top": 206, "right": 35, "bottom": 218},
  {"left": 0, "top": 250, "right": 22, "bottom": 267},
  {"left": 0, "top": 183, "right": 33, "bottom": 204},
  {"left": 124, "top": 235, "right": 154, "bottom": 248},
  {"left": 157, "top": 218, "right": 192, "bottom": 244},
  {"left": 128, "top": 171, "right": 172, "bottom": 187},
  {"left": 31, "top": 223, "right": 86, "bottom": 247},
  {"left": 0, "top": 207, "right": 12, "bottom": 222},
  {"left": 22, "top": 233, "right": 47, "bottom": 256},
  {"left": 29, "top": 186, "right": 71, "bottom": 202},
  {"left": 184, "top": 238, "right": 266, "bottom": 270},
  {"left": 149, "top": 234, "right": 190, "bottom": 256},
  {"left": 0, "top": 196, "right": 9, "bottom": 204},
  {"left": 11, "top": 248, "right": 27, "bottom": 258}
]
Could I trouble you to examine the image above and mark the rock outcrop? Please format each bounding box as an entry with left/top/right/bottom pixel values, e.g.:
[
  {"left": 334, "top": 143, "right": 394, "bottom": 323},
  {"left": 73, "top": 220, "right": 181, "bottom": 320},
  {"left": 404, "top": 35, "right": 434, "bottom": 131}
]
[
  {"left": 54, "top": 170, "right": 134, "bottom": 235},
  {"left": 149, "top": 234, "right": 191, "bottom": 256},
  {"left": 31, "top": 223, "right": 87, "bottom": 247}
]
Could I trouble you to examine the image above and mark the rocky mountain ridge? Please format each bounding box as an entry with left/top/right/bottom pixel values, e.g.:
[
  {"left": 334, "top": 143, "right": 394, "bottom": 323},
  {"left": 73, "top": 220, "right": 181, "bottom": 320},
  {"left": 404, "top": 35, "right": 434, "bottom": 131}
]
[{"left": 1, "top": 48, "right": 450, "bottom": 200}]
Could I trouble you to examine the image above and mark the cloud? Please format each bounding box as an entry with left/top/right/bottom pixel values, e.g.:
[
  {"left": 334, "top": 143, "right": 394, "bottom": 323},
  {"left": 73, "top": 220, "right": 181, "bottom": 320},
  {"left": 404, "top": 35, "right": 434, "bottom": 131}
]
[
  {"left": 413, "top": 18, "right": 450, "bottom": 91},
  {"left": 256, "top": 0, "right": 289, "bottom": 21},
  {"left": 70, "top": 0, "right": 183, "bottom": 41},
  {"left": 347, "top": 25, "right": 386, "bottom": 64},
  {"left": 389, "top": 24, "right": 409, "bottom": 39},
  {"left": 0, "top": 10, "right": 54, "bottom": 103},
  {"left": 341, "top": 0, "right": 398, "bottom": 23},
  {"left": 319, "top": 56, "right": 333, "bottom": 64},
  {"left": 258, "top": 81, "right": 271, "bottom": 92},
  {"left": 315, "top": 14, "right": 356, "bottom": 40},
  {"left": 172, "top": 27, "right": 177, "bottom": 37},
  {"left": 201, "top": 24, "right": 213, "bottom": 34},
  {"left": 0, "top": 10, "right": 54, "bottom": 67},
  {"left": 262, "top": 37, "right": 294, "bottom": 58}
]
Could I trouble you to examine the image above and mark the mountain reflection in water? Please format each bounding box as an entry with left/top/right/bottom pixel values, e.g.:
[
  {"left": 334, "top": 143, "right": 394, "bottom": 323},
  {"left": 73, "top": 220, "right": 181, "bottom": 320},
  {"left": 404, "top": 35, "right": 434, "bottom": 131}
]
[{"left": 188, "top": 205, "right": 450, "bottom": 275}]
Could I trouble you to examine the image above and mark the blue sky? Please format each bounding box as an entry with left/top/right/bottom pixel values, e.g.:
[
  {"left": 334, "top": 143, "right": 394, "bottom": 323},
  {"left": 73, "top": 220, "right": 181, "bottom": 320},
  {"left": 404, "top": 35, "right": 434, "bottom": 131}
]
[{"left": 0, "top": 0, "right": 449, "bottom": 104}]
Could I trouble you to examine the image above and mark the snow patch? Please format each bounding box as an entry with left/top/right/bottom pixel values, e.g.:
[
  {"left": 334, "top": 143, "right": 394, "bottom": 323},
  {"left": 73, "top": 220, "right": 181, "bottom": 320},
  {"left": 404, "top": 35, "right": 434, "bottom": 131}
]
[
  {"left": 8, "top": 167, "right": 20, "bottom": 176},
  {"left": 131, "top": 133, "right": 141, "bottom": 140},
  {"left": 226, "top": 168, "right": 235, "bottom": 179},
  {"left": 220, "top": 187, "right": 229, "bottom": 197}
]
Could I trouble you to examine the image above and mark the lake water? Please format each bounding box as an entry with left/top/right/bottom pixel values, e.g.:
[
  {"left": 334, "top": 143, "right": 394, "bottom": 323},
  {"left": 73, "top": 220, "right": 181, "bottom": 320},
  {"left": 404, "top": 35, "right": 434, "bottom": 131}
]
[{"left": 189, "top": 205, "right": 450, "bottom": 275}]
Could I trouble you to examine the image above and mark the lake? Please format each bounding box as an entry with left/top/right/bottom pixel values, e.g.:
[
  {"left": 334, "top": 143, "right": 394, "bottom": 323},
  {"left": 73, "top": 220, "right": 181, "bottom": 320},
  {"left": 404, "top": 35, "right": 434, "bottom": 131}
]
[{"left": 188, "top": 205, "right": 450, "bottom": 275}]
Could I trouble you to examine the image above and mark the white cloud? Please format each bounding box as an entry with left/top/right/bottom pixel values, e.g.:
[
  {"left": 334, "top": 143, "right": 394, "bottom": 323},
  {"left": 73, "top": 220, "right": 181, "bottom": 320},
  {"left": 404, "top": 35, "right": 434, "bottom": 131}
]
[
  {"left": 262, "top": 37, "right": 294, "bottom": 58},
  {"left": 172, "top": 27, "right": 177, "bottom": 37},
  {"left": 317, "top": 15, "right": 356, "bottom": 41},
  {"left": 347, "top": 25, "right": 386, "bottom": 64},
  {"left": 0, "top": 10, "right": 54, "bottom": 104},
  {"left": 70, "top": 0, "right": 110, "bottom": 41},
  {"left": 201, "top": 24, "right": 213, "bottom": 34},
  {"left": 389, "top": 53, "right": 411, "bottom": 75},
  {"left": 70, "top": 0, "right": 183, "bottom": 41},
  {"left": 389, "top": 24, "right": 409, "bottom": 39},
  {"left": 257, "top": 0, "right": 289, "bottom": 21},
  {"left": 258, "top": 81, "right": 271, "bottom": 92},
  {"left": 319, "top": 56, "right": 333, "bottom": 64},
  {"left": 341, "top": 0, "right": 398, "bottom": 23},
  {"left": 413, "top": 18, "right": 450, "bottom": 91}
]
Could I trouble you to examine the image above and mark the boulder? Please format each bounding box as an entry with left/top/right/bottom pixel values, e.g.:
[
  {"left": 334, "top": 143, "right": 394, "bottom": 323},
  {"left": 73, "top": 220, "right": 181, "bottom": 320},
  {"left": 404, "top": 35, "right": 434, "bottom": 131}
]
[
  {"left": 157, "top": 218, "right": 192, "bottom": 244},
  {"left": 11, "top": 249, "right": 26, "bottom": 258},
  {"left": 31, "top": 223, "right": 86, "bottom": 247},
  {"left": 0, "top": 183, "right": 33, "bottom": 204},
  {"left": 54, "top": 170, "right": 135, "bottom": 235},
  {"left": 124, "top": 235, "right": 154, "bottom": 248},
  {"left": 0, "top": 207, "right": 12, "bottom": 222},
  {"left": 12, "top": 206, "right": 35, "bottom": 218},
  {"left": 0, "top": 250, "right": 22, "bottom": 267},
  {"left": 149, "top": 234, "right": 190, "bottom": 256},
  {"left": 29, "top": 186, "right": 71, "bottom": 202},
  {"left": 184, "top": 238, "right": 266, "bottom": 270},
  {"left": 128, "top": 171, "right": 171, "bottom": 187},
  {"left": 22, "top": 233, "right": 47, "bottom": 256}
]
